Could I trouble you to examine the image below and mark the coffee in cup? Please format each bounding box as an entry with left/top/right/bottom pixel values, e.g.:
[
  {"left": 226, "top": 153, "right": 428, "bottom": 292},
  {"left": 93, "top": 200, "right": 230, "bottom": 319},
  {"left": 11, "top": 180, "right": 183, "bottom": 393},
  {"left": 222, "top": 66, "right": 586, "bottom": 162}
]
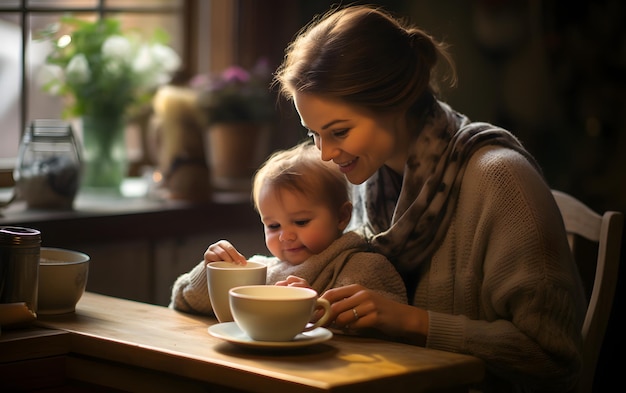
[
  {"left": 207, "top": 261, "right": 267, "bottom": 323},
  {"left": 229, "top": 285, "right": 331, "bottom": 342}
]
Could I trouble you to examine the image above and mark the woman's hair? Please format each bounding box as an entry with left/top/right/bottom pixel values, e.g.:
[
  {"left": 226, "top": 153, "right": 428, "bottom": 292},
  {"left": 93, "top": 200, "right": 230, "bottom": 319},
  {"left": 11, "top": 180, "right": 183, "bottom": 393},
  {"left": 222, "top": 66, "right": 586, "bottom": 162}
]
[
  {"left": 252, "top": 142, "right": 349, "bottom": 214},
  {"left": 273, "top": 4, "right": 456, "bottom": 113}
]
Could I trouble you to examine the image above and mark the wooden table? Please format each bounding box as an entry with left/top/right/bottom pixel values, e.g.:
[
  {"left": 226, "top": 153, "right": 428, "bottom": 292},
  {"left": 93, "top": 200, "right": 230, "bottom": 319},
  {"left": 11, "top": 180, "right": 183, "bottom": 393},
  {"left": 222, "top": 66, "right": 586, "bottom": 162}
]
[{"left": 1, "top": 292, "right": 484, "bottom": 392}]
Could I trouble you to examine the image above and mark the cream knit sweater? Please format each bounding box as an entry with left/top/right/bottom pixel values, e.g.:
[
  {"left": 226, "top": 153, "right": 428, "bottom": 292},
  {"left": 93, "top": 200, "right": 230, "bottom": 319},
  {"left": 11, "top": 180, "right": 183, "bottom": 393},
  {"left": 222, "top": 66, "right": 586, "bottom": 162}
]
[{"left": 374, "top": 145, "right": 586, "bottom": 392}]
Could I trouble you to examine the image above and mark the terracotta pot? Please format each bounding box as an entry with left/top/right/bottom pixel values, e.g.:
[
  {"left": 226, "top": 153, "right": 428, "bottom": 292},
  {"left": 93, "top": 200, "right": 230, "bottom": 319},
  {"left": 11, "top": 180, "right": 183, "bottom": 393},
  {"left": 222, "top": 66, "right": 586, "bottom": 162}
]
[{"left": 204, "top": 122, "right": 270, "bottom": 192}]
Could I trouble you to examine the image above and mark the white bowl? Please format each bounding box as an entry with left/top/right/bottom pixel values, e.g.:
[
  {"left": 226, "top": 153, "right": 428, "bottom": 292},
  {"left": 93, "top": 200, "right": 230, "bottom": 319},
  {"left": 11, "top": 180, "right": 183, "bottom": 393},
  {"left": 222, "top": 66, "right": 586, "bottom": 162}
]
[{"left": 38, "top": 247, "right": 90, "bottom": 315}]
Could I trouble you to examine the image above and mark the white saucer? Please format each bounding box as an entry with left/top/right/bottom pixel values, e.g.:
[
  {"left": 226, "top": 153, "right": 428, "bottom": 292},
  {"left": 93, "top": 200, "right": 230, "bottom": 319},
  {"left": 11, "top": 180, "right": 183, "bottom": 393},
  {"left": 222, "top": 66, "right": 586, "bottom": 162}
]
[{"left": 208, "top": 322, "right": 333, "bottom": 349}]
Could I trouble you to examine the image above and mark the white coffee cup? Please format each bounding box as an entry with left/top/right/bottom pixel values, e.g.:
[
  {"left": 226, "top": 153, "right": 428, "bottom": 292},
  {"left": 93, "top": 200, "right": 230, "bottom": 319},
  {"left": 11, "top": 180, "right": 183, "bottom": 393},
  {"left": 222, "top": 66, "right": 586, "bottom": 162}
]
[
  {"left": 207, "top": 261, "right": 267, "bottom": 322},
  {"left": 229, "top": 285, "right": 331, "bottom": 342}
]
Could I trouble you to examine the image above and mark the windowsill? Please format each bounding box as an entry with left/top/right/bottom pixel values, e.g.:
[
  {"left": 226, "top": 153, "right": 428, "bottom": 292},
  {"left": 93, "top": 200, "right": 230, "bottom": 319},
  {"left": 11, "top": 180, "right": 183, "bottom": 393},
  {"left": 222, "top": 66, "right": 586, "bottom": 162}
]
[
  {"left": 0, "top": 177, "right": 258, "bottom": 247},
  {"left": 0, "top": 176, "right": 166, "bottom": 214},
  {"left": 0, "top": 157, "right": 16, "bottom": 169}
]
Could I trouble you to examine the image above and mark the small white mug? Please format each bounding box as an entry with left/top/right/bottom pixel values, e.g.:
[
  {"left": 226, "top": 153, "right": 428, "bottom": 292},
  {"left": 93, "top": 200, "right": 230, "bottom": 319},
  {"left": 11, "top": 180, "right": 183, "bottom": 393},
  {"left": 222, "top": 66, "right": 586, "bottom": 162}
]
[
  {"left": 229, "top": 285, "right": 331, "bottom": 342},
  {"left": 206, "top": 261, "right": 267, "bottom": 323}
]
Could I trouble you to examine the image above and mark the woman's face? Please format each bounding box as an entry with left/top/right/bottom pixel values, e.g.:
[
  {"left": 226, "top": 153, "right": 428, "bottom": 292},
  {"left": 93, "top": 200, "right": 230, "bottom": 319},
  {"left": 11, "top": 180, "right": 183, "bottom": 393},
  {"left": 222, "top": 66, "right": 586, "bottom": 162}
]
[
  {"left": 293, "top": 92, "right": 407, "bottom": 184},
  {"left": 257, "top": 186, "right": 347, "bottom": 266}
]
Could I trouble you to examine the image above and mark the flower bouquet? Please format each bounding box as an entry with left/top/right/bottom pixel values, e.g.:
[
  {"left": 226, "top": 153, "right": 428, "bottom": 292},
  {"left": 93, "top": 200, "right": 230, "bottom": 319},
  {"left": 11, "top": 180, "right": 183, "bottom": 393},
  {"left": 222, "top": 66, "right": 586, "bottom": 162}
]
[{"left": 37, "top": 16, "right": 181, "bottom": 191}]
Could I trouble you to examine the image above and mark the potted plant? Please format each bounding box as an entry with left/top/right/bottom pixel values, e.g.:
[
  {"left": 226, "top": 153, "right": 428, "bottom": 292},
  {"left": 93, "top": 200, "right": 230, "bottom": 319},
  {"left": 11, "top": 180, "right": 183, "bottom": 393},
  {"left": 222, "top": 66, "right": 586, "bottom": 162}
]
[
  {"left": 189, "top": 59, "right": 275, "bottom": 194},
  {"left": 37, "top": 16, "right": 180, "bottom": 192},
  {"left": 191, "top": 58, "right": 275, "bottom": 126}
]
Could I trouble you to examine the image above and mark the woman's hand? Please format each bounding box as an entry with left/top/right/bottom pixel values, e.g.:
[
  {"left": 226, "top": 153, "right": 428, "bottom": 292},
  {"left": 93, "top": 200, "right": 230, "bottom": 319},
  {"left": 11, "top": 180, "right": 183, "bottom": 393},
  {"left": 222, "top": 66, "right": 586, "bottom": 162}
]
[
  {"left": 321, "top": 284, "right": 429, "bottom": 345},
  {"left": 204, "top": 240, "right": 247, "bottom": 265},
  {"left": 274, "top": 275, "right": 312, "bottom": 288}
]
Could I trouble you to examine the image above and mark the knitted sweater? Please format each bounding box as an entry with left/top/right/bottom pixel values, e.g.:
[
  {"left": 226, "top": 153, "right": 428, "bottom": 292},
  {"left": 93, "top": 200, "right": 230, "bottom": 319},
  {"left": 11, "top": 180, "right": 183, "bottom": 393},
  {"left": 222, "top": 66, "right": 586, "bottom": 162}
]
[
  {"left": 169, "top": 231, "right": 407, "bottom": 315},
  {"left": 349, "top": 101, "right": 587, "bottom": 393},
  {"left": 352, "top": 145, "right": 586, "bottom": 393}
]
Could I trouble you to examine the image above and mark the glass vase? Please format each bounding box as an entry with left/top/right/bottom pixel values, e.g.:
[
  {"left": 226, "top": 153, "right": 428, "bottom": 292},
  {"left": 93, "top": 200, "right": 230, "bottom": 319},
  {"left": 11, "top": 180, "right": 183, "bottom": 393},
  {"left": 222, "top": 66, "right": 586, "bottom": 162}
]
[{"left": 80, "top": 115, "right": 127, "bottom": 193}]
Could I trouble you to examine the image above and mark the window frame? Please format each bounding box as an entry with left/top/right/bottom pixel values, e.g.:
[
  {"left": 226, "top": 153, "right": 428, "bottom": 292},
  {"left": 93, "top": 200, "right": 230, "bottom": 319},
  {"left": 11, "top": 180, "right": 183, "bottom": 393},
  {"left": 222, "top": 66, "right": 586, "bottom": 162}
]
[
  {"left": 0, "top": 0, "right": 197, "bottom": 153},
  {"left": 0, "top": 0, "right": 201, "bottom": 185}
]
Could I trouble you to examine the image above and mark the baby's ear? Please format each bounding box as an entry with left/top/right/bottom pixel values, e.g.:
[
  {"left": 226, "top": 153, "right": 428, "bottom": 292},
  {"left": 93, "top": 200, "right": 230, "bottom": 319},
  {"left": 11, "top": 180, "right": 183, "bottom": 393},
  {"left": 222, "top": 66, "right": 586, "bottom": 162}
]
[{"left": 338, "top": 201, "right": 353, "bottom": 231}]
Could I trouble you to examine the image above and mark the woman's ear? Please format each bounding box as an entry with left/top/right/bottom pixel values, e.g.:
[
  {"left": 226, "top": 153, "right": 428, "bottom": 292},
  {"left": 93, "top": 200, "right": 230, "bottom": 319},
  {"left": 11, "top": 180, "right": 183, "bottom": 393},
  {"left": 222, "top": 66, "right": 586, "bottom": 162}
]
[{"left": 337, "top": 201, "right": 353, "bottom": 231}]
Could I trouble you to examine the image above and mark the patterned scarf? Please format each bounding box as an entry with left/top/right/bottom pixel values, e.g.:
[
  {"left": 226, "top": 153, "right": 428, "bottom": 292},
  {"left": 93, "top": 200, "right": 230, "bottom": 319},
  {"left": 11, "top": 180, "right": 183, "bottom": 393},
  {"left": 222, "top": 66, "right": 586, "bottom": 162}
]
[{"left": 349, "top": 101, "right": 541, "bottom": 293}]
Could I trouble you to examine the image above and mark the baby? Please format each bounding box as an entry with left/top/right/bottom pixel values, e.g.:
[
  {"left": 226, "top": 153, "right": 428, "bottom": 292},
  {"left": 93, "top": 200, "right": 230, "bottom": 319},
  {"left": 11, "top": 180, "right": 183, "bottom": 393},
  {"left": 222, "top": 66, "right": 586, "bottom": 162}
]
[{"left": 169, "top": 142, "right": 406, "bottom": 315}]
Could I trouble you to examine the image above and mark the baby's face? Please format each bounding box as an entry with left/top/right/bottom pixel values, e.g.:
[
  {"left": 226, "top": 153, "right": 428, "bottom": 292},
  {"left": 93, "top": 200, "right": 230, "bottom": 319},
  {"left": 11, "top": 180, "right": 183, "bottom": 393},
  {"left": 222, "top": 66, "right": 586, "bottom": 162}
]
[{"left": 257, "top": 187, "right": 343, "bottom": 265}]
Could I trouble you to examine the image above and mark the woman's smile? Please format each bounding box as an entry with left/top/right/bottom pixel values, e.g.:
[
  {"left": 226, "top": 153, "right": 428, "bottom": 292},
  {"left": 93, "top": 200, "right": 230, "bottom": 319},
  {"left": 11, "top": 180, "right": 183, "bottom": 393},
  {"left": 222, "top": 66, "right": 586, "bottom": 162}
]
[{"left": 335, "top": 157, "right": 358, "bottom": 174}]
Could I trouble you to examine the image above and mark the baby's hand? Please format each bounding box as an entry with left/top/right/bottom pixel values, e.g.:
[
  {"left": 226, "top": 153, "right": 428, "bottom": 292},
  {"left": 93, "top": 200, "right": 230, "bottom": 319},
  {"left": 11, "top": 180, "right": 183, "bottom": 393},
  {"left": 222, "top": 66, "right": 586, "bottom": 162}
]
[
  {"left": 204, "top": 240, "right": 247, "bottom": 265},
  {"left": 274, "top": 275, "right": 311, "bottom": 289}
]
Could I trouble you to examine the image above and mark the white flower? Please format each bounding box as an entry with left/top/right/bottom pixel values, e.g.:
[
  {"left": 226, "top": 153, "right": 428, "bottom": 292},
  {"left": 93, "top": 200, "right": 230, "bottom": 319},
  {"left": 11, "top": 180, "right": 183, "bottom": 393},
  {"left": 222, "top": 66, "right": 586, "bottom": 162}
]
[
  {"left": 57, "top": 34, "right": 71, "bottom": 48},
  {"left": 40, "top": 17, "right": 181, "bottom": 117},
  {"left": 132, "top": 45, "right": 153, "bottom": 74},
  {"left": 150, "top": 43, "right": 181, "bottom": 73},
  {"left": 65, "top": 54, "right": 90, "bottom": 84},
  {"left": 101, "top": 36, "right": 133, "bottom": 79},
  {"left": 103, "top": 60, "right": 126, "bottom": 80},
  {"left": 37, "top": 64, "right": 65, "bottom": 95},
  {"left": 132, "top": 43, "right": 181, "bottom": 90},
  {"left": 101, "top": 35, "right": 132, "bottom": 63}
]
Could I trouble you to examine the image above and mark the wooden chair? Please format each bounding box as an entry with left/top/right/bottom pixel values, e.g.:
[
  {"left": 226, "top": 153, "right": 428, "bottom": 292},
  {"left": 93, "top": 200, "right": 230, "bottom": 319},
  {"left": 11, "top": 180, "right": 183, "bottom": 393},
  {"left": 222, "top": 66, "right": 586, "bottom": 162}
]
[{"left": 552, "top": 190, "right": 623, "bottom": 393}]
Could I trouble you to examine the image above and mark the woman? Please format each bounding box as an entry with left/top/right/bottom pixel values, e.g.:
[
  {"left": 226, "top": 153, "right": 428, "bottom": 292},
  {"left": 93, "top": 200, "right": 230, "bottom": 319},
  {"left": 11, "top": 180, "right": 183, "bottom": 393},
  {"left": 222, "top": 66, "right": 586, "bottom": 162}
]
[{"left": 273, "top": 5, "right": 586, "bottom": 393}]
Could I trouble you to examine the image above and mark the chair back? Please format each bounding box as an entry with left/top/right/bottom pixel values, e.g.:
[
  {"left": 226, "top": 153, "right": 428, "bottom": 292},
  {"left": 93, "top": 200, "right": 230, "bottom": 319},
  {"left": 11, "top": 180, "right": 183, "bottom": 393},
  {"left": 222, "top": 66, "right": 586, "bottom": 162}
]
[{"left": 552, "top": 190, "right": 623, "bottom": 393}]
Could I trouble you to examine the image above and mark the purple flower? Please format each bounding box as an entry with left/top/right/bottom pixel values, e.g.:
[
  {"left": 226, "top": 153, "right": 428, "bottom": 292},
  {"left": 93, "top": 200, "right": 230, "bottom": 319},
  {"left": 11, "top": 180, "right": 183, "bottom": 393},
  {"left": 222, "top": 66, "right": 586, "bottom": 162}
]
[
  {"left": 190, "top": 58, "right": 274, "bottom": 124},
  {"left": 189, "top": 73, "right": 211, "bottom": 89},
  {"left": 221, "top": 66, "right": 250, "bottom": 84}
]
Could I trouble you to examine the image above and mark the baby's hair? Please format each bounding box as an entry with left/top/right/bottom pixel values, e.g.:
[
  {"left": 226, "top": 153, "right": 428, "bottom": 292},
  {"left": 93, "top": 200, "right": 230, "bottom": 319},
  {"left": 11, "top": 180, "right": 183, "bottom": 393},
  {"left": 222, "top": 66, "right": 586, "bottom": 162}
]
[{"left": 252, "top": 142, "right": 349, "bottom": 214}]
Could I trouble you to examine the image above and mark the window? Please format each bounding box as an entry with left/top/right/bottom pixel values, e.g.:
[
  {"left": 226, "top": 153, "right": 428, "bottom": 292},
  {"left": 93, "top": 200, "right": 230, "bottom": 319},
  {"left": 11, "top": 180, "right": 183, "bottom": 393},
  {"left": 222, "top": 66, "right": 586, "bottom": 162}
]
[
  {"left": 0, "top": 0, "right": 190, "bottom": 173},
  {"left": 0, "top": 0, "right": 298, "bottom": 189}
]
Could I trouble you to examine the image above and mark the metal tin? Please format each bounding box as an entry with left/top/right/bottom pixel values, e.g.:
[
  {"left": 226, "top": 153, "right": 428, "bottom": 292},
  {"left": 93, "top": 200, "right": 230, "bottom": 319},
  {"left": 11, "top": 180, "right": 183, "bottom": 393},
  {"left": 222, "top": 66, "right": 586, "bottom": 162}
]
[{"left": 0, "top": 226, "right": 42, "bottom": 313}]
